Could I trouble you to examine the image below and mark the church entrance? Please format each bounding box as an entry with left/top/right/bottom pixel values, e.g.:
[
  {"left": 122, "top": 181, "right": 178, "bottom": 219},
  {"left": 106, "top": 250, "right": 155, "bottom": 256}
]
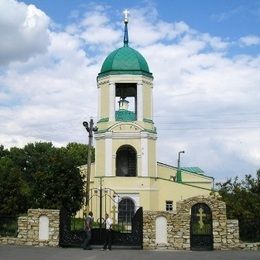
[
  {"left": 59, "top": 187, "right": 143, "bottom": 248},
  {"left": 190, "top": 203, "right": 213, "bottom": 250},
  {"left": 116, "top": 145, "right": 137, "bottom": 176}
]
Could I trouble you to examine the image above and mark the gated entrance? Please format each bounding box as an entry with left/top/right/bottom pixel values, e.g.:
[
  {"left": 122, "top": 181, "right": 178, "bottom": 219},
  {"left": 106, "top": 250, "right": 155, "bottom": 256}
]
[
  {"left": 190, "top": 203, "right": 213, "bottom": 250},
  {"left": 59, "top": 185, "right": 143, "bottom": 248}
]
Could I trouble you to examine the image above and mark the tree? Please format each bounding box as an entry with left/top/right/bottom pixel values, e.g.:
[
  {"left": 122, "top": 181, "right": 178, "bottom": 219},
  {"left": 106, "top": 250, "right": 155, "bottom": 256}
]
[
  {"left": 217, "top": 171, "right": 260, "bottom": 241},
  {"left": 0, "top": 145, "right": 9, "bottom": 157},
  {"left": 0, "top": 157, "right": 29, "bottom": 215},
  {"left": 31, "top": 147, "right": 84, "bottom": 214},
  {"left": 66, "top": 142, "right": 95, "bottom": 166},
  {"left": 0, "top": 142, "right": 85, "bottom": 215}
]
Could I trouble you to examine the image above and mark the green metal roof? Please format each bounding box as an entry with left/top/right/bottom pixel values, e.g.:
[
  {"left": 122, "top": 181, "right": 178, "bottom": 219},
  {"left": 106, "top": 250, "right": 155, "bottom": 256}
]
[
  {"left": 181, "top": 167, "right": 204, "bottom": 174},
  {"left": 115, "top": 110, "right": 136, "bottom": 121},
  {"left": 98, "top": 46, "right": 153, "bottom": 78}
]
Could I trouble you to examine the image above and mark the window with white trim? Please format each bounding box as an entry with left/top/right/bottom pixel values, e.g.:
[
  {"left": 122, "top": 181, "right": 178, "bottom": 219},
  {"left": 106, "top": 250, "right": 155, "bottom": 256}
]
[{"left": 165, "top": 200, "right": 173, "bottom": 211}]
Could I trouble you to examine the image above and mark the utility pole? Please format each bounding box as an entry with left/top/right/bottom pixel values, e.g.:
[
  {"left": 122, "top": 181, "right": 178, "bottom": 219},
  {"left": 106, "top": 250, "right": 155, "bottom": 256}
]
[
  {"left": 177, "top": 150, "right": 185, "bottom": 182},
  {"left": 83, "top": 118, "right": 98, "bottom": 213}
]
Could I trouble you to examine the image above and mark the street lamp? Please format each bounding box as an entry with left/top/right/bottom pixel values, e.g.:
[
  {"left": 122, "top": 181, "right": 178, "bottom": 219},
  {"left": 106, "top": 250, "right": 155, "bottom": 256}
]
[
  {"left": 83, "top": 118, "right": 98, "bottom": 214},
  {"left": 177, "top": 150, "right": 185, "bottom": 183}
]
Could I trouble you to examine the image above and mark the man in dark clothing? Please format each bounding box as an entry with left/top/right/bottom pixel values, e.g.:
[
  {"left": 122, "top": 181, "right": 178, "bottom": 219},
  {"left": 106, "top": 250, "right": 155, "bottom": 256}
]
[{"left": 82, "top": 211, "right": 94, "bottom": 250}]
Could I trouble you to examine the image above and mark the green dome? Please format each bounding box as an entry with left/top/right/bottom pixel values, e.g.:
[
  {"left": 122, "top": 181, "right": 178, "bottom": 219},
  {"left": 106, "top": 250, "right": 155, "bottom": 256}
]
[{"left": 98, "top": 46, "right": 153, "bottom": 78}]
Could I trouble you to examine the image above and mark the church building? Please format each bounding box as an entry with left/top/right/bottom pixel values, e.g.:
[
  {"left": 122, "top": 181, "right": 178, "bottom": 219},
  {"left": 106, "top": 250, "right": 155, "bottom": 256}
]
[{"left": 80, "top": 11, "right": 213, "bottom": 221}]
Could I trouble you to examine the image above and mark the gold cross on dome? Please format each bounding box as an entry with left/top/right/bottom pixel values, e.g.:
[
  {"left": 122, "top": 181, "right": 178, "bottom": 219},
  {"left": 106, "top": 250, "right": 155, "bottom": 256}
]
[
  {"left": 196, "top": 207, "right": 206, "bottom": 229},
  {"left": 123, "top": 9, "right": 129, "bottom": 22}
]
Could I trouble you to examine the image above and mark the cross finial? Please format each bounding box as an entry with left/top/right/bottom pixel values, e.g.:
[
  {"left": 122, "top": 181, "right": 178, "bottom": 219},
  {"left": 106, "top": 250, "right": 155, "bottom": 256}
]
[
  {"left": 122, "top": 9, "right": 129, "bottom": 46},
  {"left": 123, "top": 9, "right": 129, "bottom": 23}
]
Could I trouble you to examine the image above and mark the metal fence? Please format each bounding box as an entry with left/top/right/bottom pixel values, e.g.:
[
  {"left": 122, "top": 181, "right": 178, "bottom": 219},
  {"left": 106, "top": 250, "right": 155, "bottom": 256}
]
[{"left": 0, "top": 215, "right": 18, "bottom": 237}]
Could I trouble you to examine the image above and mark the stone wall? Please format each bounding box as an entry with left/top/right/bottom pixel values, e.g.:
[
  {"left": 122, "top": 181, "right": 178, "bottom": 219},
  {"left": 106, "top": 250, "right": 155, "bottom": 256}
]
[
  {"left": 226, "top": 219, "right": 240, "bottom": 248},
  {"left": 143, "top": 195, "right": 241, "bottom": 250},
  {"left": 240, "top": 242, "right": 260, "bottom": 251},
  {"left": 0, "top": 209, "right": 60, "bottom": 247},
  {"left": 143, "top": 211, "right": 173, "bottom": 249}
]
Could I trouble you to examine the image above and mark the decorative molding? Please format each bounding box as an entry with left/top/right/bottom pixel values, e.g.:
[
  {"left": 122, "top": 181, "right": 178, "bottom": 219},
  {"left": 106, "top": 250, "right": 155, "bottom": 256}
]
[
  {"left": 97, "top": 117, "right": 109, "bottom": 123},
  {"left": 109, "top": 121, "right": 144, "bottom": 132},
  {"left": 143, "top": 118, "right": 154, "bottom": 124},
  {"left": 95, "top": 131, "right": 157, "bottom": 140},
  {"left": 97, "top": 79, "right": 109, "bottom": 86}
]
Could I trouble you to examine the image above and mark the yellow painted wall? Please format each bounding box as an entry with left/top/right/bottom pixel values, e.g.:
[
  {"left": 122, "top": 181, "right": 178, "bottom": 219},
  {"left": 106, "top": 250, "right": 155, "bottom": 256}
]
[
  {"left": 86, "top": 175, "right": 211, "bottom": 213},
  {"left": 181, "top": 172, "right": 212, "bottom": 189},
  {"left": 157, "top": 163, "right": 176, "bottom": 179},
  {"left": 100, "top": 85, "right": 109, "bottom": 119},
  {"left": 157, "top": 163, "right": 213, "bottom": 189},
  {"left": 148, "top": 139, "right": 157, "bottom": 177},
  {"left": 95, "top": 139, "right": 105, "bottom": 177},
  {"left": 156, "top": 178, "right": 211, "bottom": 211}
]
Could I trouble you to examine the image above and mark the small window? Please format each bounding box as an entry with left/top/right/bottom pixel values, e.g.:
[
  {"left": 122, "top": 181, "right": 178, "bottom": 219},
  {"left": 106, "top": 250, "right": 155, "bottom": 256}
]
[{"left": 166, "top": 200, "right": 173, "bottom": 211}]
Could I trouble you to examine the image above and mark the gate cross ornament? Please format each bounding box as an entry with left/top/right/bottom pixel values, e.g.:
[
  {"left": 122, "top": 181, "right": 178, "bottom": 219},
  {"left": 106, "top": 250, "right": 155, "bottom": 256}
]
[
  {"left": 197, "top": 207, "right": 206, "bottom": 229},
  {"left": 111, "top": 205, "right": 118, "bottom": 224}
]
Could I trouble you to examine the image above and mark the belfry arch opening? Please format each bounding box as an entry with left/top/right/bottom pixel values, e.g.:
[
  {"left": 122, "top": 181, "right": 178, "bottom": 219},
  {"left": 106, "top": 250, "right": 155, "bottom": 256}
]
[
  {"left": 115, "top": 83, "right": 137, "bottom": 121},
  {"left": 116, "top": 145, "right": 137, "bottom": 176}
]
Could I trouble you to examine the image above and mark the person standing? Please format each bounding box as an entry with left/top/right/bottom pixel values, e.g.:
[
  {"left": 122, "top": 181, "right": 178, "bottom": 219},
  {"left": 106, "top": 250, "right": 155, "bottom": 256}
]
[
  {"left": 103, "top": 213, "right": 113, "bottom": 250},
  {"left": 82, "top": 211, "right": 94, "bottom": 250}
]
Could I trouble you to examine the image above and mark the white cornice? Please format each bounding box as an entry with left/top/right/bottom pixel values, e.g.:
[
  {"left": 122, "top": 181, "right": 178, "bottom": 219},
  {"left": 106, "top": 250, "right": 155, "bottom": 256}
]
[
  {"left": 97, "top": 74, "right": 153, "bottom": 84},
  {"left": 95, "top": 131, "right": 157, "bottom": 140}
]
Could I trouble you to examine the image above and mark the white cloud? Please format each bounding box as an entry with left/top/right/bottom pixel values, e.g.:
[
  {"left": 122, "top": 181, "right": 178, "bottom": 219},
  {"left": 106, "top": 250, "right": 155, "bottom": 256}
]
[
  {"left": 0, "top": 2, "right": 259, "bottom": 181},
  {"left": 240, "top": 35, "right": 260, "bottom": 46},
  {"left": 130, "top": 8, "right": 190, "bottom": 47},
  {"left": 0, "top": 0, "right": 50, "bottom": 65},
  {"left": 66, "top": 9, "right": 121, "bottom": 50}
]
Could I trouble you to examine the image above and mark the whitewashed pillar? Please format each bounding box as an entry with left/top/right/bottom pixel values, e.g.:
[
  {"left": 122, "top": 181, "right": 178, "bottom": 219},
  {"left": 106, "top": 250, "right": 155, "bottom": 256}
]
[
  {"left": 109, "top": 82, "right": 115, "bottom": 121},
  {"left": 137, "top": 82, "right": 143, "bottom": 121}
]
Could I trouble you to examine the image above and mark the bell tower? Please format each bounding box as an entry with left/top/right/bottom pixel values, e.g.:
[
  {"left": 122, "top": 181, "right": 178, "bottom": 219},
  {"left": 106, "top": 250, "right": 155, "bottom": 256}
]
[{"left": 95, "top": 10, "right": 157, "bottom": 179}]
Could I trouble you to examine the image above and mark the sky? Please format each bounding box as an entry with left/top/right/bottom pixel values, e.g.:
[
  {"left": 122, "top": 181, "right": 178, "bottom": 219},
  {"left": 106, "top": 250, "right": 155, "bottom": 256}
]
[{"left": 0, "top": 0, "right": 260, "bottom": 182}]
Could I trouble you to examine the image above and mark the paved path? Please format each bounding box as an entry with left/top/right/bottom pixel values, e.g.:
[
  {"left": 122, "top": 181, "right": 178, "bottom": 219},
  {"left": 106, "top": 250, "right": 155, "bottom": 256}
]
[{"left": 0, "top": 245, "right": 259, "bottom": 260}]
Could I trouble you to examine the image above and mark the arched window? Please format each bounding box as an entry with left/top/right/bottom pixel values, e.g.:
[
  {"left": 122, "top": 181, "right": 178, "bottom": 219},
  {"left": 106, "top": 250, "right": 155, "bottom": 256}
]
[
  {"left": 118, "top": 198, "right": 135, "bottom": 224},
  {"left": 116, "top": 145, "right": 137, "bottom": 176}
]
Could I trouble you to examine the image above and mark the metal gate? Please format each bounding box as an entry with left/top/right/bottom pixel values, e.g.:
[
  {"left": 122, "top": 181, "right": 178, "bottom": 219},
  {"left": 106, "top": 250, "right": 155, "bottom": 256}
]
[
  {"left": 59, "top": 186, "right": 143, "bottom": 248},
  {"left": 190, "top": 203, "right": 213, "bottom": 250},
  {"left": 91, "top": 207, "right": 143, "bottom": 247}
]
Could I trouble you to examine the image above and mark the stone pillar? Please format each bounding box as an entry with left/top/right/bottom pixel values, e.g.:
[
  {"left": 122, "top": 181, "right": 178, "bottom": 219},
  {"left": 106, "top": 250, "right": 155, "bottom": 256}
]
[{"left": 226, "top": 219, "right": 240, "bottom": 248}]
